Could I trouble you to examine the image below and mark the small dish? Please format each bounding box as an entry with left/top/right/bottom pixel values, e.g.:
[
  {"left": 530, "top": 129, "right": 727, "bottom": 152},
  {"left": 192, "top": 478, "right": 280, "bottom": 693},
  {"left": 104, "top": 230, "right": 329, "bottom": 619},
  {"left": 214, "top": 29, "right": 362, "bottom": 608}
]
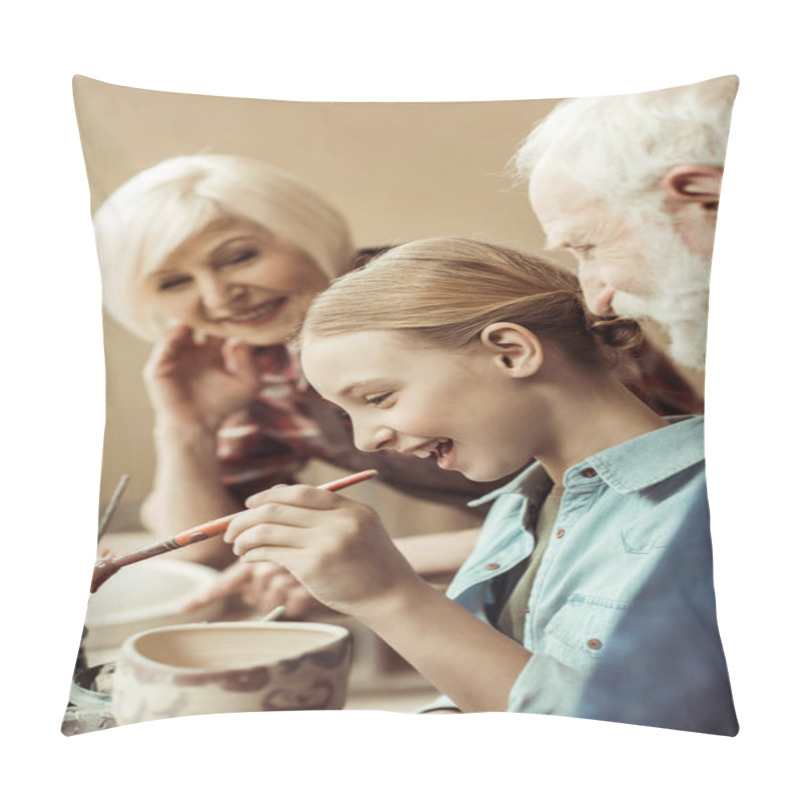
[{"left": 84, "top": 559, "right": 227, "bottom": 654}]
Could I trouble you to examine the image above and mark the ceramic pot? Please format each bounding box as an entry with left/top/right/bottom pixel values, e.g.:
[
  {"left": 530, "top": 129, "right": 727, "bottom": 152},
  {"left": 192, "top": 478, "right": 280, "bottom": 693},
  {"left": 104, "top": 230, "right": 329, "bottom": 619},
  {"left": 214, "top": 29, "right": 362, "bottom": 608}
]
[{"left": 113, "top": 621, "right": 352, "bottom": 725}]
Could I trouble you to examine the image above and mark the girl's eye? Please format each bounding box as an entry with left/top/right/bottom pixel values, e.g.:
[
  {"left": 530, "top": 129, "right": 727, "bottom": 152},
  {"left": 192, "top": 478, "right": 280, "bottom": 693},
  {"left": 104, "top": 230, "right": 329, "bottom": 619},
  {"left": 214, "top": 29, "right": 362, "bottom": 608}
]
[{"left": 365, "top": 392, "right": 393, "bottom": 407}]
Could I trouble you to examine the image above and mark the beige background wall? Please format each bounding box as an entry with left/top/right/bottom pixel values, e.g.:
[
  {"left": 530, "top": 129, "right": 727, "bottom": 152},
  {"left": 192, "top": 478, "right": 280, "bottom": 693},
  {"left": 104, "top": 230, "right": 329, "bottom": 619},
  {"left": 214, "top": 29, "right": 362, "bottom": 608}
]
[{"left": 73, "top": 76, "right": 700, "bottom": 532}]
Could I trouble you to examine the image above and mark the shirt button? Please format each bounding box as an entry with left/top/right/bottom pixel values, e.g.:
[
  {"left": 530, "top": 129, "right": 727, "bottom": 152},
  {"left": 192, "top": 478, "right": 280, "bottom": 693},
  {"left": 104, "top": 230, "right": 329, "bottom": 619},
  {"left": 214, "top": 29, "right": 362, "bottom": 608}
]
[
  {"left": 580, "top": 468, "right": 597, "bottom": 478},
  {"left": 587, "top": 638, "right": 603, "bottom": 650},
  {"left": 555, "top": 529, "right": 566, "bottom": 539},
  {"left": 486, "top": 562, "right": 501, "bottom": 570}
]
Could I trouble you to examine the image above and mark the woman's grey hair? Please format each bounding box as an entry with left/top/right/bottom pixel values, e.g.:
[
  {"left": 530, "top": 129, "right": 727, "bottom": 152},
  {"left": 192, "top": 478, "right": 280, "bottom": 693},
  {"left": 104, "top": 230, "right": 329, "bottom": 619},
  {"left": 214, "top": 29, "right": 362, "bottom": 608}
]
[
  {"left": 94, "top": 154, "right": 354, "bottom": 341},
  {"left": 513, "top": 75, "right": 739, "bottom": 203}
]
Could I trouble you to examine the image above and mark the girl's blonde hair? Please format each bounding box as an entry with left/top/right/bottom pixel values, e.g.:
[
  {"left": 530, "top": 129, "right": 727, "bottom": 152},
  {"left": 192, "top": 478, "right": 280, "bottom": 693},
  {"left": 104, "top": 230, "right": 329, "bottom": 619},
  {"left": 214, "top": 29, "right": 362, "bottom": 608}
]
[
  {"left": 302, "top": 238, "right": 641, "bottom": 368},
  {"left": 94, "top": 154, "right": 354, "bottom": 341}
]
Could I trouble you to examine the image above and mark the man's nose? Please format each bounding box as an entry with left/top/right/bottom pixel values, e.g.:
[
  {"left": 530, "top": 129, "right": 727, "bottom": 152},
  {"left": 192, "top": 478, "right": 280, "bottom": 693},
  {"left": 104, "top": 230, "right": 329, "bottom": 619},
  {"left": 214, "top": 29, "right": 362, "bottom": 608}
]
[{"left": 577, "top": 263, "right": 615, "bottom": 316}]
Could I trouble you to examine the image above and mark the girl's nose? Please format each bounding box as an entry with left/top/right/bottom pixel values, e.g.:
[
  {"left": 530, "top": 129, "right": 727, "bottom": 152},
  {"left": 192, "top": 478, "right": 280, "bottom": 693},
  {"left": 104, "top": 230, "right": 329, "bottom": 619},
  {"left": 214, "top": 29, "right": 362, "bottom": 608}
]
[{"left": 354, "top": 423, "right": 395, "bottom": 453}]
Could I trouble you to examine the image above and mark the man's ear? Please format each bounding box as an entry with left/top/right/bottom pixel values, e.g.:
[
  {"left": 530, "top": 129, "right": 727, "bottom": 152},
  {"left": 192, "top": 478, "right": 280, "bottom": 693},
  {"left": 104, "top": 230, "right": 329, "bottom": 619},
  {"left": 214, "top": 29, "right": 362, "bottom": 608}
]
[
  {"left": 661, "top": 164, "right": 723, "bottom": 211},
  {"left": 479, "top": 322, "right": 544, "bottom": 378}
]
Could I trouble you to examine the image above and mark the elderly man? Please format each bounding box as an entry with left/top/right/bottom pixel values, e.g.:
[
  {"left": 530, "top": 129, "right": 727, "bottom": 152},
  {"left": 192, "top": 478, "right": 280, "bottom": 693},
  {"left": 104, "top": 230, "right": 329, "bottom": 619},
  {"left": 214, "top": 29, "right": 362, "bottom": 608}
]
[
  {"left": 512, "top": 77, "right": 739, "bottom": 734},
  {"left": 516, "top": 75, "right": 738, "bottom": 371}
]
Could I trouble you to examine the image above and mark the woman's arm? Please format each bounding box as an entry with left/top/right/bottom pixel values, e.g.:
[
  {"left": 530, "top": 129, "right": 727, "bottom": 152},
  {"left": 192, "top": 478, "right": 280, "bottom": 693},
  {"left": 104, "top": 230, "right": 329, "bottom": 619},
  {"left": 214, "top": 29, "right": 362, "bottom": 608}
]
[
  {"left": 142, "top": 420, "right": 241, "bottom": 569},
  {"left": 140, "top": 326, "right": 262, "bottom": 568}
]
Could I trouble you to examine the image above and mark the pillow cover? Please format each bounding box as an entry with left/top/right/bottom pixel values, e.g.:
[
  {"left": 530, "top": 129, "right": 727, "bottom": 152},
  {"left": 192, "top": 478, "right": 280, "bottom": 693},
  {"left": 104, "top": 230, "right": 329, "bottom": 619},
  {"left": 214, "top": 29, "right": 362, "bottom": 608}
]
[{"left": 65, "top": 75, "right": 738, "bottom": 736}]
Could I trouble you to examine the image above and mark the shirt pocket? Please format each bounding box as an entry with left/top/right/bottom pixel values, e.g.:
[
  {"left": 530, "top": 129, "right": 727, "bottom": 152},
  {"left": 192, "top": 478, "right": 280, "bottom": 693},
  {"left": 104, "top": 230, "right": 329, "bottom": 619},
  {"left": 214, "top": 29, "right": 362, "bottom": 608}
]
[
  {"left": 619, "top": 520, "right": 673, "bottom": 554},
  {"left": 618, "top": 480, "right": 702, "bottom": 554},
  {"left": 541, "top": 593, "right": 629, "bottom": 674}
]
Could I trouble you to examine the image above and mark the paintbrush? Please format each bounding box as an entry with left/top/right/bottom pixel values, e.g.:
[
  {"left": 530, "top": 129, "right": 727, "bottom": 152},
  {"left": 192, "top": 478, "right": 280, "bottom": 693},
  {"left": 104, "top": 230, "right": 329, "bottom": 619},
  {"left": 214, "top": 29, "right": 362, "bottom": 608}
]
[
  {"left": 97, "top": 474, "right": 130, "bottom": 543},
  {"left": 90, "top": 469, "right": 378, "bottom": 594},
  {"left": 74, "top": 474, "right": 132, "bottom": 679}
]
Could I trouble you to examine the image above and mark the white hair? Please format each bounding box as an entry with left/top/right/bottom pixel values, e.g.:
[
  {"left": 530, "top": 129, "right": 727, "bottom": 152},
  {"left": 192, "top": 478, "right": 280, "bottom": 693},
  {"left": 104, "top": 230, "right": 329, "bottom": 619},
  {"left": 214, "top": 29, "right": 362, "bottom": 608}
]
[
  {"left": 514, "top": 75, "right": 739, "bottom": 202},
  {"left": 94, "top": 154, "right": 354, "bottom": 341}
]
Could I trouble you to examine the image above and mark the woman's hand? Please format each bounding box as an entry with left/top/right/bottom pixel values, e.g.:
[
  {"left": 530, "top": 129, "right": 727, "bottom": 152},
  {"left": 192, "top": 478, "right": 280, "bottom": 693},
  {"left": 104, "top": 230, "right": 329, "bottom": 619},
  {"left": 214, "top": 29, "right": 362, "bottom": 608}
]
[
  {"left": 143, "top": 324, "right": 261, "bottom": 431},
  {"left": 182, "top": 560, "right": 324, "bottom": 619},
  {"left": 224, "top": 485, "right": 422, "bottom": 617}
]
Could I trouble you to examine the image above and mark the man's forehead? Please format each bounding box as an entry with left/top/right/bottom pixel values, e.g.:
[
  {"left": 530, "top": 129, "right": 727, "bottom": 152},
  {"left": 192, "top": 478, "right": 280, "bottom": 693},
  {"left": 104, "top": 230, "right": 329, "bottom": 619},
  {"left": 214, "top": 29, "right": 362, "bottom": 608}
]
[
  {"left": 528, "top": 164, "right": 628, "bottom": 248},
  {"left": 529, "top": 163, "right": 594, "bottom": 211},
  {"left": 529, "top": 172, "right": 593, "bottom": 243}
]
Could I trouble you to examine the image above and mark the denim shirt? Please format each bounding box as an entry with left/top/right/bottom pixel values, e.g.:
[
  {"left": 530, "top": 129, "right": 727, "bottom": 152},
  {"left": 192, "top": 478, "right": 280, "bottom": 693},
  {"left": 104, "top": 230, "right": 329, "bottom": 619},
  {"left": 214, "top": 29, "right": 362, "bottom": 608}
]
[{"left": 422, "top": 416, "right": 707, "bottom": 716}]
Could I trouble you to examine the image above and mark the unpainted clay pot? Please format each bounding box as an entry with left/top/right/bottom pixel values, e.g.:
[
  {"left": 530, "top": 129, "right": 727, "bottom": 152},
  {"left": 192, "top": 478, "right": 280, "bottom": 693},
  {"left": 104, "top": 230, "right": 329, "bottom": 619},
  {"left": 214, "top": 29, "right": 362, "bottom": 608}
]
[{"left": 113, "top": 621, "right": 352, "bottom": 725}]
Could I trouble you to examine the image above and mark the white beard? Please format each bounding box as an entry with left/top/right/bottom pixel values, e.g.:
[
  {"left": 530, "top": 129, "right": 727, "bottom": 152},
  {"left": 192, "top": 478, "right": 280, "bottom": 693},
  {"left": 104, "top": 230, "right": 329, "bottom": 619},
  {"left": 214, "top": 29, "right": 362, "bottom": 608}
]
[{"left": 612, "top": 212, "right": 712, "bottom": 372}]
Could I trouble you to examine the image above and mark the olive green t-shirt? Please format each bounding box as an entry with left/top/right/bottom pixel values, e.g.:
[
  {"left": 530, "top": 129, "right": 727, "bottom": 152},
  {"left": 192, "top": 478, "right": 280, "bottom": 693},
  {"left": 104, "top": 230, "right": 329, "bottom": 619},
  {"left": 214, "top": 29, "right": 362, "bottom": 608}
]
[{"left": 496, "top": 484, "right": 565, "bottom": 644}]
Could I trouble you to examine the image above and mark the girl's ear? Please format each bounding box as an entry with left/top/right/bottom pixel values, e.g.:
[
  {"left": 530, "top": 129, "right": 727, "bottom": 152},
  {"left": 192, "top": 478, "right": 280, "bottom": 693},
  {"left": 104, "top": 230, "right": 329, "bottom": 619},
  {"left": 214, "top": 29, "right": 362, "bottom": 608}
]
[{"left": 479, "top": 322, "right": 544, "bottom": 378}]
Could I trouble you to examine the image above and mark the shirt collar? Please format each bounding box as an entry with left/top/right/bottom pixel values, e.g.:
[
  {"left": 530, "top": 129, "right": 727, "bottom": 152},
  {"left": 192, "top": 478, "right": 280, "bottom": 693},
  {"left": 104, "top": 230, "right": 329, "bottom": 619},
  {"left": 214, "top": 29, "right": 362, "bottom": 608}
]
[
  {"left": 468, "top": 415, "right": 704, "bottom": 506},
  {"left": 468, "top": 460, "right": 550, "bottom": 507}
]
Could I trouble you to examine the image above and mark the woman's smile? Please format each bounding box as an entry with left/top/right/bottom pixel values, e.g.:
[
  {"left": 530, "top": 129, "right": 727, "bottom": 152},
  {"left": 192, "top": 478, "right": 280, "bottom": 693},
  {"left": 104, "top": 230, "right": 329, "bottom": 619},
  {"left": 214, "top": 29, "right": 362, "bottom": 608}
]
[{"left": 210, "top": 296, "right": 288, "bottom": 326}]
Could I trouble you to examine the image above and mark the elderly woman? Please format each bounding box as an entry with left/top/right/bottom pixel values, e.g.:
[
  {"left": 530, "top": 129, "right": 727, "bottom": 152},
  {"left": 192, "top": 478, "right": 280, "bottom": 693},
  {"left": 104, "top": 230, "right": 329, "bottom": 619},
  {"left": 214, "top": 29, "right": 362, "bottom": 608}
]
[{"left": 95, "top": 153, "right": 701, "bottom": 616}]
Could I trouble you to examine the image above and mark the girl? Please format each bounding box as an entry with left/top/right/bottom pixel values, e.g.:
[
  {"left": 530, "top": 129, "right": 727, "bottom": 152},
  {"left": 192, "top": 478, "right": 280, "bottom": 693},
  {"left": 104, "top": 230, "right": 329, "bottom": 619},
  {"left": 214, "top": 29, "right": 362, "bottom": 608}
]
[{"left": 224, "top": 237, "right": 709, "bottom": 715}]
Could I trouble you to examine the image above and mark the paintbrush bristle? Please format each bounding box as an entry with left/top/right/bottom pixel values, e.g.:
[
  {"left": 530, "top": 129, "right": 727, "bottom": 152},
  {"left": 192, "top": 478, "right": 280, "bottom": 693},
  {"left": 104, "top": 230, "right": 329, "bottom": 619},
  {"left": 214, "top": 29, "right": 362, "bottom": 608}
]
[{"left": 90, "top": 558, "right": 121, "bottom": 594}]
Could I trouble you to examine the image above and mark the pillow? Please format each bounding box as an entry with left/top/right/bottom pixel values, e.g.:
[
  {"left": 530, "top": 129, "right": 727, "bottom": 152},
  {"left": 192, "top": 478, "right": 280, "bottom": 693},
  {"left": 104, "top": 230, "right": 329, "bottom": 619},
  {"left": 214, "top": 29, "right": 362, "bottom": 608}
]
[{"left": 65, "top": 75, "right": 738, "bottom": 736}]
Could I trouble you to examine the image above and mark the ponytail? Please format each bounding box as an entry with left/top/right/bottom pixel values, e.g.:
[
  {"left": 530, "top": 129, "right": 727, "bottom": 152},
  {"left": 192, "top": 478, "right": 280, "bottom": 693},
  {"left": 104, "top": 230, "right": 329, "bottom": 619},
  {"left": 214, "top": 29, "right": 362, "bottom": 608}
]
[{"left": 303, "top": 237, "right": 642, "bottom": 370}]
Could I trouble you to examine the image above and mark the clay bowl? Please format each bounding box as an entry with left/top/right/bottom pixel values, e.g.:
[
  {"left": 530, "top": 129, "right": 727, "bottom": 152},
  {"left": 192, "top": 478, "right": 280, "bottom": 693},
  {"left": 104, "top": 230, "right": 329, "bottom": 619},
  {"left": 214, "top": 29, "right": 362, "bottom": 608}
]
[
  {"left": 113, "top": 620, "right": 352, "bottom": 725},
  {"left": 84, "top": 560, "right": 227, "bottom": 658}
]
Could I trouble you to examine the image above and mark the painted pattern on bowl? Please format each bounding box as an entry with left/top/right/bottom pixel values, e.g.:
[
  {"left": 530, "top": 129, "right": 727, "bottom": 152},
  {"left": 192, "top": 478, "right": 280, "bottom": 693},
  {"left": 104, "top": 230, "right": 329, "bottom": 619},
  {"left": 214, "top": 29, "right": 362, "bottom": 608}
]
[{"left": 113, "top": 621, "right": 352, "bottom": 725}]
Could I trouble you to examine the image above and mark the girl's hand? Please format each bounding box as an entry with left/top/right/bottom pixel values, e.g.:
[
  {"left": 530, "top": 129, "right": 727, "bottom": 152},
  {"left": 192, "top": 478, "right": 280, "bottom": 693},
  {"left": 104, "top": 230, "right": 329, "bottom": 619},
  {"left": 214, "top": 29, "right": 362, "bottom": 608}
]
[
  {"left": 182, "top": 560, "right": 323, "bottom": 619},
  {"left": 143, "top": 324, "right": 261, "bottom": 431},
  {"left": 223, "top": 485, "right": 421, "bottom": 616}
]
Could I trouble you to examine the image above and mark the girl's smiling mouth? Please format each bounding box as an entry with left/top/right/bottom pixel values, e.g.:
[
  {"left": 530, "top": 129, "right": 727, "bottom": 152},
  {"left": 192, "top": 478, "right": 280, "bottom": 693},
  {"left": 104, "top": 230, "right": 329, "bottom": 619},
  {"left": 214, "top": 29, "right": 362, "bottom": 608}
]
[
  {"left": 403, "top": 438, "right": 456, "bottom": 469},
  {"left": 435, "top": 438, "right": 456, "bottom": 469}
]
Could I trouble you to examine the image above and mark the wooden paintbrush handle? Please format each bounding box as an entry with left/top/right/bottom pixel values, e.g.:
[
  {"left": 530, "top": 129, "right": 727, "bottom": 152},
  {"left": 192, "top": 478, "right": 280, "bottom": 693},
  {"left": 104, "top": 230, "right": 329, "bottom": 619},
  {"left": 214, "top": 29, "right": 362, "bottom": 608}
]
[
  {"left": 91, "top": 469, "right": 378, "bottom": 593},
  {"left": 119, "top": 470, "right": 377, "bottom": 559}
]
